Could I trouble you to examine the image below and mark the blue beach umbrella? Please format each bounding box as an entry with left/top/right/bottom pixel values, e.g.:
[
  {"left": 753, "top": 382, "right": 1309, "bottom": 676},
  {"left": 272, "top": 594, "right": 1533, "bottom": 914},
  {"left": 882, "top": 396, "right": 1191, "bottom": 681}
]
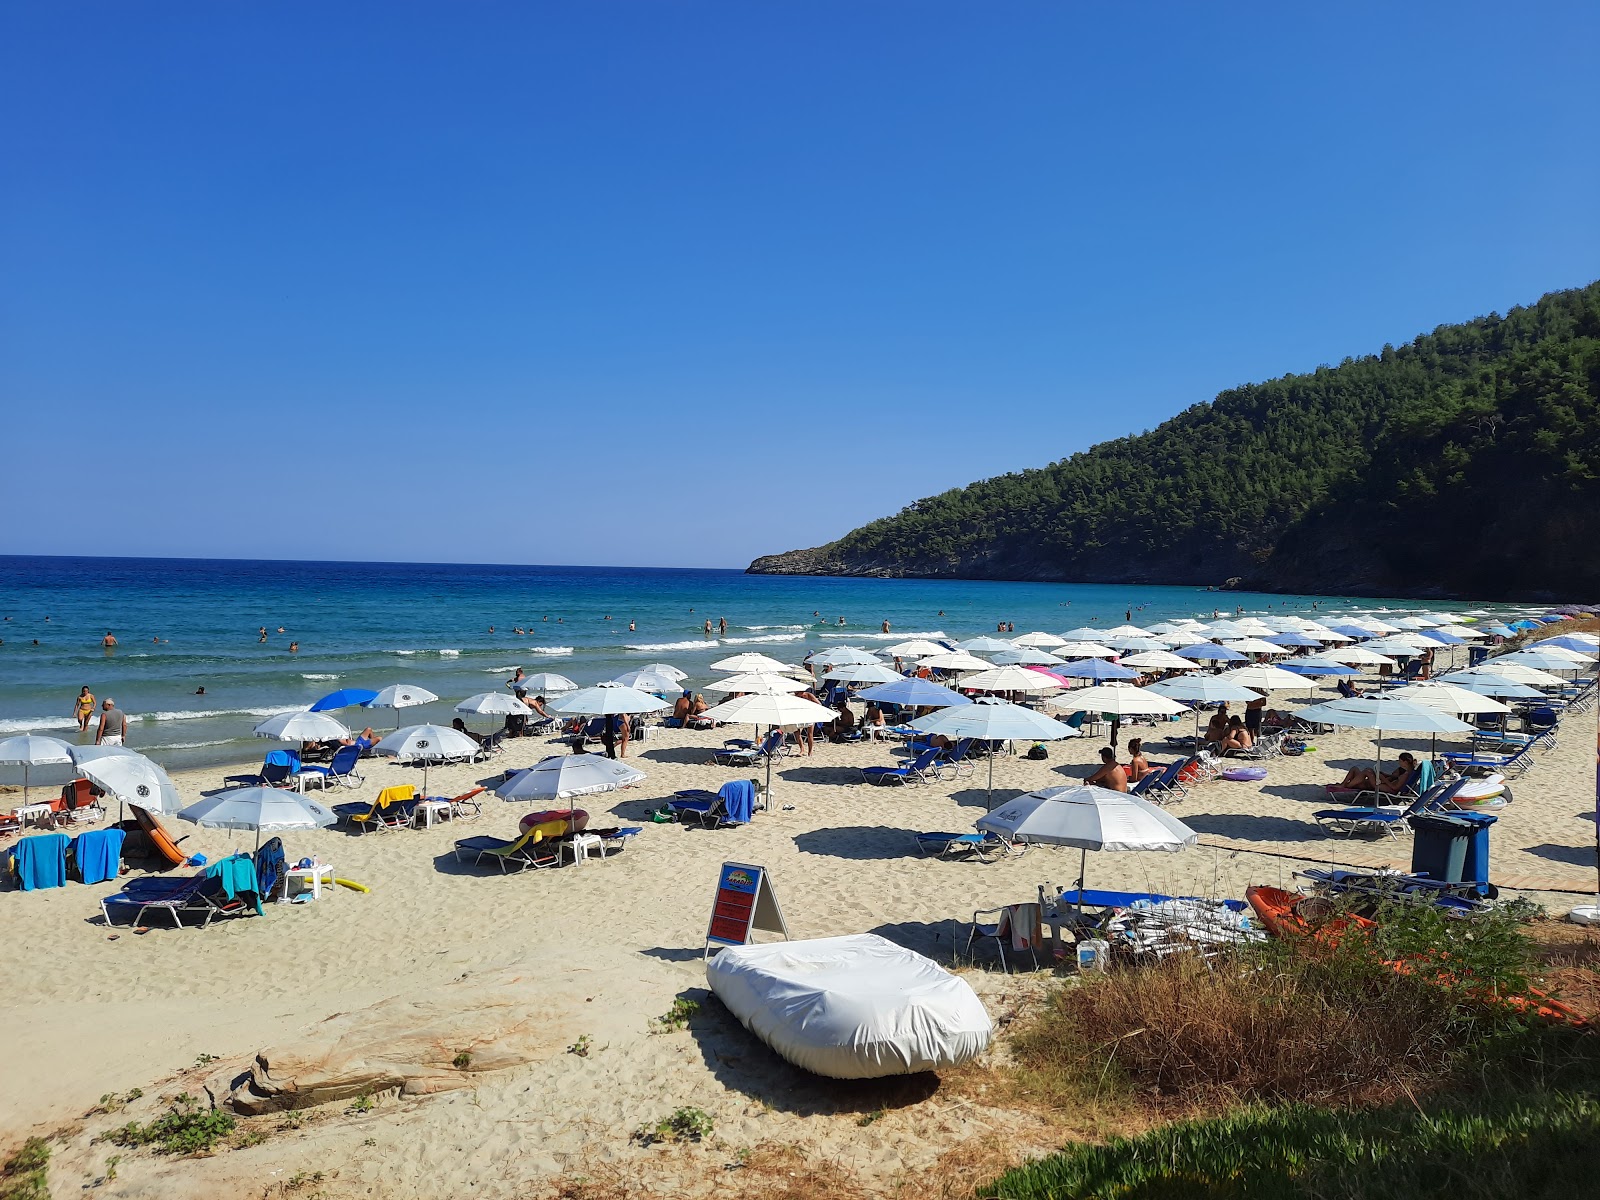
[
  {"left": 1175, "top": 643, "right": 1247, "bottom": 663},
  {"left": 1054, "top": 658, "right": 1139, "bottom": 681},
  {"left": 310, "top": 688, "right": 379, "bottom": 712},
  {"left": 857, "top": 678, "right": 973, "bottom": 709},
  {"left": 1417, "top": 630, "right": 1465, "bottom": 646},
  {"left": 1327, "top": 623, "right": 1376, "bottom": 639},
  {"left": 1481, "top": 623, "right": 1516, "bottom": 637},
  {"left": 1267, "top": 632, "right": 1321, "bottom": 648},
  {"left": 1281, "top": 660, "right": 1359, "bottom": 676}
]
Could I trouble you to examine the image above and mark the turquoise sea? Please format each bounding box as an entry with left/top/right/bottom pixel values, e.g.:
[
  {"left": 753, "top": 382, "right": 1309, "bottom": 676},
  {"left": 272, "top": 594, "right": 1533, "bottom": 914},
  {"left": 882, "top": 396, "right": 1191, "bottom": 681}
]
[{"left": 0, "top": 556, "right": 1528, "bottom": 775}]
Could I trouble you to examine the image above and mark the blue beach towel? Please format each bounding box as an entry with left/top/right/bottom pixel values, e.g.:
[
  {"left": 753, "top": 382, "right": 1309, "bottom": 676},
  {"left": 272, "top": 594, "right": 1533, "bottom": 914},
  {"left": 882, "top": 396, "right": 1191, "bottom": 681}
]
[
  {"left": 74, "top": 827, "right": 125, "bottom": 885},
  {"left": 14, "top": 832, "right": 70, "bottom": 891},
  {"left": 718, "top": 779, "right": 755, "bottom": 825}
]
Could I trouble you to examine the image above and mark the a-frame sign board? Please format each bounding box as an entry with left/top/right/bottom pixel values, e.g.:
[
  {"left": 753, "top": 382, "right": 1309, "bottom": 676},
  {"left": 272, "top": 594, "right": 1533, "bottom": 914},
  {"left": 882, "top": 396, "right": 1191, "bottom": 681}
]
[{"left": 705, "top": 861, "right": 789, "bottom": 957}]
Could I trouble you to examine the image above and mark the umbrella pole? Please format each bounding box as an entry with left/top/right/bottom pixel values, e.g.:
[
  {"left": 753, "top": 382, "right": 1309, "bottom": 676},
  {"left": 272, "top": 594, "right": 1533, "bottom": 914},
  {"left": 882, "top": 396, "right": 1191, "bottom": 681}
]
[
  {"left": 1076, "top": 847, "right": 1087, "bottom": 912},
  {"left": 987, "top": 752, "right": 995, "bottom": 810}
]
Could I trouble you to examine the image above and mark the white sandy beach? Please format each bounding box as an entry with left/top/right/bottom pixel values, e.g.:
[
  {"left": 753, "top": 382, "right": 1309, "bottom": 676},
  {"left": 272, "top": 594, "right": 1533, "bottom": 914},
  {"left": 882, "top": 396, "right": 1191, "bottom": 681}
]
[{"left": 2, "top": 703, "right": 1595, "bottom": 1198}]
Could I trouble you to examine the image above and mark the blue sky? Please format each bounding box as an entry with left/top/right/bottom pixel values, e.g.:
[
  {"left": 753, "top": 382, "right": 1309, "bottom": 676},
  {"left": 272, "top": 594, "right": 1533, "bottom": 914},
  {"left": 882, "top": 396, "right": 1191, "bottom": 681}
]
[{"left": 3, "top": 2, "right": 1596, "bottom": 568}]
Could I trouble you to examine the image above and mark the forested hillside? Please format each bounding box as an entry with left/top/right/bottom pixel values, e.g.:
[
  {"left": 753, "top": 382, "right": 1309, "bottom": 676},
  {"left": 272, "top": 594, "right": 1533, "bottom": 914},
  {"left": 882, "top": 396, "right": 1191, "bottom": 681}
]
[{"left": 749, "top": 282, "right": 1600, "bottom": 599}]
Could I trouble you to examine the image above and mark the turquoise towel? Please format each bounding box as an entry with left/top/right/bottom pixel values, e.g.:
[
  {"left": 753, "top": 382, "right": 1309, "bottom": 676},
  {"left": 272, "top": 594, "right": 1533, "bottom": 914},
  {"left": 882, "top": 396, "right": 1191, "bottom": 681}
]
[
  {"left": 14, "top": 833, "right": 70, "bottom": 891},
  {"left": 1415, "top": 758, "right": 1438, "bottom": 794},
  {"left": 73, "top": 827, "right": 125, "bottom": 885},
  {"left": 205, "top": 852, "right": 263, "bottom": 915}
]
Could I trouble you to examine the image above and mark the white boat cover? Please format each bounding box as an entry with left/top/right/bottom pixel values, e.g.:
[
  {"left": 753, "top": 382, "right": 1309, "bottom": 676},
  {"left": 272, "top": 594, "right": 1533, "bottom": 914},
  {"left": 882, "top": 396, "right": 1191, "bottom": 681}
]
[{"left": 705, "top": 934, "right": 992, "bottom": 1079}]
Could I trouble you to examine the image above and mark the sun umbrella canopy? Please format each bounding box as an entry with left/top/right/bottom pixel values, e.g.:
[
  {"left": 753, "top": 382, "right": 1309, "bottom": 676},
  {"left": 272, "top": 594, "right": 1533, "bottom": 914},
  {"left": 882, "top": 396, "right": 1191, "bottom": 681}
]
[
  {"left": 1360, "top": 638, "right": 1429, "bottom": 656},
  {"left": 977, "top": 785, "right": 1197, "bottom": 853},
  {"left": 960, "top": 665, "right": 1064, "bottom": 694},
  {"left": 1012, "top": 631, "right": 1067, "bottom": 648},
  {"left": 0, "top": 734, "right": 75, "bottom": 768},
  {"left": 1054, "top": 658, "right": 1139, "bottom": 681},
  {"left": 551, "top": 683, "right": 671, "bottom": 715},
  {"left": 1416, "top": 630, "right": 1466, "bottom": 646},
  {"left": 910, "top": 700, "right": 1079, "bottom": 743},
  {"left": 1223, "top": 638, "right": 1288, "bottom": 656},
  {"left": 373, "top": 724, "right": 482, "bottom": 760},
  {"left": 711, "top": 652, "right": 791, "bottom": 673},
  {"left": 519, "top": 672, "right": 578, "bottom": 693},
  {"left": 1175, "top": 643, "right": 1247, "bottom": 662},
  {"left": 1480, "top": 623, "right": 1516, "bottom": 637},
  {"left": 455, "top": 692, "right": 532, "bottom": 716},
  {"left": 1542, "top": 634, "right": 1600, "bottom": 653},
  {"left": 703, "top": 672, "right": 809, "bottom": 694},
  {"left": 1101, "top": 625, "right": 1152, "bottom": 638},
  {"left": 1393, "top": 616, "right": 1440, "bottom": 629},
  {"left": 1388, "top": 683, "right": 1510, "bottom": 715},
  {"left": 1328, "top": 623, "right": 1377, "bottom": 638},
  {"left": 1267, "top": 632, "right": 1322, "bottom": 648},
  {"left": 1061, "top": 626, "right": 1115, "bottom": 642},
  {"left": 1231, "top": 618, "right": 1278, "bottom": 637},
  {"left": 1298, "top": 697, "right": 1473, "bottom": 734},
  {"left": 1147, "top": 675, "right": 1263, "bottom": 703},
  {"left": 612, "top": 667, "right": 686, "bottom": 693},
  {"left": 881, "top": 639, "right": 949, "bottom": 658},
  {"left": 918, "top": 651, "right": 993, "bottom": 672},
  {"left": 1117, "top": 649, "right": 1199, "bottom": 671},
  {"left": 1500, "top": 647, "right": 1594, "bottom": 669},
  {"left": 369, "top": 684, "right": 440, "bottom": 709},
  {"left": 698, "top": 692, "right": 839, "bottom": 727},
  {"left": 808, "top": 647, "right": 881, "bottom": 667},
  {"left": 635, "top": 662, "right": 687, "bottom": 680},
  {"left": 991, "top": 647, "right": 1067, "bottom": 666},
  {"left": 1198, "top": 621, "right": 1248, "bottom": 639},
  {"left": 1446, "top": 663, "right": 1566, "bottom": 687},
  {"left": 1280, "top": 658, "right": 1360, "bottom": 677},
  {"left": 956, "top": 636, "right": 1017, "bottom": 653},
  {"left": 1101, "top": 635, "right": 1169, "bottom": 652},
  {"left": 857, "top": 679, "right": 972, "bottom": 709},
  {"left": 494, "top": 754, "right": 645, "bottom": 802},
  {"left": 1053, "top": 642, "right": 1119, "bottom": 658},
  {"left": 1326, "top": 647, "right": 1398, "bottom": 667},
  {"left": 1217, "top": 664, "right": 1311, "bottom": 692},
  {"left": 178, "top": 787, "right": 337, "bottom": 835},
  {"left": 1046, "top": 684, "right": 1187, "bottom": 717},
  {"left": 309, "top": 688, "right": 379, "bottom": 712},
  {"left": 254, "top": 710, "right": 352, "bottom": 742},
  {"left": 815, "top": 662, "right": 903, "bottom": 685},
  {"left": 1146, "top": 622, "right": 1198, "bottom": 636},
  {"left": 71, "top": 750, "right": 183, "bottom": 815},
  {"left": 1435, "top": 672, "right": 1542, "bottom": 698}
]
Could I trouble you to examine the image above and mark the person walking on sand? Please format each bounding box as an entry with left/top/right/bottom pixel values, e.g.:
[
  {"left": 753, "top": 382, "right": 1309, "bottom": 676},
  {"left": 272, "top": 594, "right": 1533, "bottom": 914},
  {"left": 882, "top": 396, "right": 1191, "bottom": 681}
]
[
  {"left": 74, "top": 686, "right": 96, "bottom": 732},
  {"left": 102, "top": 631, "right": 117, "bottom": 648},
  {"left": 96, "top": 698, "right": 128, "bottom": 746}
]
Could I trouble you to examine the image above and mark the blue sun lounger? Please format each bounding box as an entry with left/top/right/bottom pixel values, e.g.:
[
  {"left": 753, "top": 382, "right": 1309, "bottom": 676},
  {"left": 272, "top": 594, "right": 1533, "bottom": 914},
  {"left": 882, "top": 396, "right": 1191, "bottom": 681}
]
[{"left": 1313, "top": 777, "right": 1468, "bottom": 838}]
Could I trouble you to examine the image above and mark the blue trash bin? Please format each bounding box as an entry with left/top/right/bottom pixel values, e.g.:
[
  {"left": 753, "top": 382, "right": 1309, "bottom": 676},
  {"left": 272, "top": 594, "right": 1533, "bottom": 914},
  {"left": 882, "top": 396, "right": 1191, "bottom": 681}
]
[
  {"left": 1456, "top": 812, "right": 1497, "bottom": 892},
  {"left": 1408, "top": 813, "right": 1474, "bottom": 883}
]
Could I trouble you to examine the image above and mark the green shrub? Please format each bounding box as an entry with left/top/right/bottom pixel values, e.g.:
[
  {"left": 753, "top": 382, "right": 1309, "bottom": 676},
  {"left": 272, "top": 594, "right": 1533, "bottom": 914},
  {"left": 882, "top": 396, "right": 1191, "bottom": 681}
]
[
  {"left": 0, "top": 1138, "right": 50, "bottom": 1200},
  {"left": 106, "top": 1094, "right": 236, "bottom": 1155},
  {"left": 633, "top": 1106, "right": 714, "bottom": 1145}
]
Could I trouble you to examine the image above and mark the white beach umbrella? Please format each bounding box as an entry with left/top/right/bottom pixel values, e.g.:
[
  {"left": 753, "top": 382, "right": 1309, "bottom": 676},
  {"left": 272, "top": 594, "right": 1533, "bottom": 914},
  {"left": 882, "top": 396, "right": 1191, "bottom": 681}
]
[
  {"left": 1231, "top": 618, "right": 1278, "bottom": 637},
  {"left": 71, "top": 748, "right": 183, "bottom": 817},
  {"left": 882, "top": 639, "right": 949, "bottom": 658},
  {"left": 703, "top": 672, "right": 808, "bottom": 694},
  {"left": 816, "top": 662, "right": 903, "bottom": 685},
  {"left": 612, "top": 666, "right": 687, "bottom": 693},
  {"left": 1047, "top": 683, "right": 1187, "bottom": 717},
  {"left": 1326, "top": 647, "right": 1398, "bottom": 667},
  {"left": 1061, "top": 626, "right": 1114, "bottom": 641},
  {"left": 1361, "top": 618, "right": 1402, "bottom": 634},
  {"left": 910, "top": 700, "right": 1080, "bottom": 807},
  {"left": 519, "top": 672, "right": 578, "bottom": 693},
  {"left": 1388, "top": 682, "right": 1510, "bottom": 716},
  {"left": 1435, "top": 672, "right": 1543, "bottom": 699},
  {"left": 977, "top": 784, "right": 1197, "bottom": 900},
  {"left": 369, "top": 684, "right": 440, "bottom": 710},
  {"left": 637, "top": 662, "right": 688, "bottom": 681},
  {"left": 1146, "top": 622, "right": 1197, "bottom": 636},
  {"left": 1199, "top": 621, "right": 1248, "bottom": 639},
  {"left": 957, "top": 636, "right": 1018, "bottom": 653},
  {"left": 918, "top": 651, "right": 993, "bottom": 672},
  {"left": 1393, "top": 615, "right": 1441, "bottom": 629},
  {"left": 494, "top": 754, "right": 645, "bottom": 803},
  {"left": 373, "top": 723, "right": 482, "bottom": 791},
  {"left": 711, "top": 652, "right": 791, "bottom": 674},
  {"left": 1223, "top": 638, "right": 1289, "bottom": 657},
  {"left": 1499, "top": 647, "right": 1595, "bottom": 669},
  {"left": 961, "top": 665, "right": 1065, "bottom": 694},
  {"left": 1360, "top": 637, "right": 1429, "bottom": 656},
  {"left": 1054, "top": 642, "right": 1119, "bottom": 659},
  {"left": 455, "top": 692, "right": 532, "bottom": 716},
  {"left": 1446, "top": 663, "right": 1566, "bottom": 687},
  {"left": 1012, "top": 631, "right": 1067, "bottom": 648},
  {"left": 1147, "top": 676, "right": 1261, "bottom": 704},
  {"left": 550, "top": 683, "right": 672, "bottom": 716},
  {"left": 991, "top": 647, "right": 1067, "bottom": 666},
  {"left": 1436, "top": 625, "right": 1486, "bottom": 640},
  {"left": 254, "top": 709, "right": 352, "bottom": 743},
  {"left": 178, "top": 786, "right": 336, "bottom": 851},
  {"left": 697, "top": 692, "right": 840, "bottom": 798},
  {"left": 1101, "top": 635, "right": 1169, "bottom": 652},
  {"left": 1217, "top": 663, "right": 1311, "bottom": 692},
  {"left": 0, "top": 733, "right": 77, "bottom": 803},
  {"left": 1100, "top": 625, "right": 1152, "bottom": 638},
  {"left": 1299, "top": 696, "right": 1473, "bottom": 787},
  {"left": 808, "top": 646, "right": 881, "bottom": 667}
]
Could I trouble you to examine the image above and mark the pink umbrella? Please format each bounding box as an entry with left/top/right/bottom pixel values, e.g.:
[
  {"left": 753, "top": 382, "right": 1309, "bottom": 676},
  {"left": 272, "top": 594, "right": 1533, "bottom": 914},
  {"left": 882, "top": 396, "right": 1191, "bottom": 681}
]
[{"left": 1025, "top": 667, "right": 1074, "bottom": 687}]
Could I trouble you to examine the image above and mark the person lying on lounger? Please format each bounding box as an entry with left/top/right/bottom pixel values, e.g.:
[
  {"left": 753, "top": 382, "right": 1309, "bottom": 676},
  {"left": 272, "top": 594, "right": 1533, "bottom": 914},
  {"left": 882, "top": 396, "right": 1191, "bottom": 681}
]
[
  {"left": 1338, "top": 751, "right": 1416, "bottom": 794},
  {"left": 451, "top": 718, "right": 486, "bottom": 747}
]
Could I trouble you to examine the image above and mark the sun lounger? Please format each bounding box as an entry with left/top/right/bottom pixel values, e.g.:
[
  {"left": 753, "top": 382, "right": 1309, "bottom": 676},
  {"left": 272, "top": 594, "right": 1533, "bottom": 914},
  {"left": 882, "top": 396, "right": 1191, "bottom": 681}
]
[
  {"left": 334, "top": 785, "right": 418, "bottom": 833},
  {"left": 1313, "top": 778, "right": 1469, "bottom": 838},
  {"left": 668, "top": 779, "right": 756, "bottom": 828},
  {"left": 452, "top": 827, "right": 561, "bottom": 872},
  {"left": 101, "top": 851, "right": 263, "bottom": 927},
  {"left": 713, "top": 731, "right": 784, "bottom": 768},
  {"left": 913, "top": 831, "right": 1022, "bottom": 862},
  {"left": 1440, "top": 743, "right": 1535, "bottom": 778},
  {"left": 296, "top": 744, "right": 364, "bottom": 790},
  {"left": 860, "top": 746, "right": 945, "bottom": 787}
]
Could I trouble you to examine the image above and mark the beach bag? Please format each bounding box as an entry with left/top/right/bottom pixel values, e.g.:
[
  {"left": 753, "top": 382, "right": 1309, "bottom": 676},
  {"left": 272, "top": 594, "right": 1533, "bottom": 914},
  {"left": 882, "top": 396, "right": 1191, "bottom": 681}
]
[
  {"left": 1220, "top": 766, "right": 1267, "bottom": 782},
  {"left": 1025, "top": 744, "right": 1049, "bottom": 760}
]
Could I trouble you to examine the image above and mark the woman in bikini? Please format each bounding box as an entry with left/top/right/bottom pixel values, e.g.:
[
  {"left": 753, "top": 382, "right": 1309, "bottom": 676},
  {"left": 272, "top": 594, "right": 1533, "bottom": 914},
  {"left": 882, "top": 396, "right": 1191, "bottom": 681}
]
[{"left": 75, "top": 686, "right": 96, "bottom": 732}]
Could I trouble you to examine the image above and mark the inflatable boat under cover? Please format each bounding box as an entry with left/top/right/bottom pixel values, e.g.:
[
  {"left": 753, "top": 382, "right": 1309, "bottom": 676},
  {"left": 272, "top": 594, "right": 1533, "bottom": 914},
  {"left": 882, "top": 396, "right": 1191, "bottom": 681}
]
[{"left": 705, "top": 934, "right": 992, "bottom": 1079}]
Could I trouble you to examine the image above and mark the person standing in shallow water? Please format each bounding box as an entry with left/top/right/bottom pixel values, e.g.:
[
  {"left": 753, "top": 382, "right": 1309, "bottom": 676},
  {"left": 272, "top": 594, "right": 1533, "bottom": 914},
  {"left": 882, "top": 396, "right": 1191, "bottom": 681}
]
[{"left": 74, "top": 686, "right": 96, "bottom": 732}]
